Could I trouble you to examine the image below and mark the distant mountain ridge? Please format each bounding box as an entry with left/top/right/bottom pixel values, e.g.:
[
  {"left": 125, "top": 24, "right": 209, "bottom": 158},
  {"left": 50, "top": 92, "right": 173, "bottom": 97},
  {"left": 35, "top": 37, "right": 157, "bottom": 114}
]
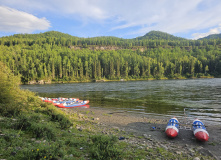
[
  {"left": 12, "top": 30, "right": 185, "bottom": 40},
  {"left": 136, "top": 31, "right": 186, "bottom": 41},
  {"left": 198, "top": 33, "right": 221, "bottom": 40},
  {"left": 3, "top": 30, "right": 221, "bottom": 41},
  {"left": 13, "top": 31, "right": 78, "bottom": 39}
]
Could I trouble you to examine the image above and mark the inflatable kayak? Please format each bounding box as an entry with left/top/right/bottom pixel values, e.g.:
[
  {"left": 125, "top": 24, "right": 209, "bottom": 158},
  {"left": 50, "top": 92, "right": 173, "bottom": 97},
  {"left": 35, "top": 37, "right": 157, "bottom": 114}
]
[
  {"left": 56, "top": 100, "right": 90, "bottom": 108},
  {"left": 192, "top": 119, "right": 209, "bottom": 142},
  {"left": 52, "top": 99, "right": 79, "bottom": 106},
  {"left": 165, "top": 117, "right": 179, "bottom": 138},
  {"left": 40, "top": 97, "right": 89, "bottom": 108},
  {"left": 40, "top": 97, "right": 79, "bottom": 103}
]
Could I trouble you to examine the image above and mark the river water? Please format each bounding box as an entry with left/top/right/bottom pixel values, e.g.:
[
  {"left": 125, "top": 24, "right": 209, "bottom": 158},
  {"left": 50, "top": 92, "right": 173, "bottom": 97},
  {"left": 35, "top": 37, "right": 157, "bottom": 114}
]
[{"left": 20, "top": 78, "right": 221, "bottom": 125}]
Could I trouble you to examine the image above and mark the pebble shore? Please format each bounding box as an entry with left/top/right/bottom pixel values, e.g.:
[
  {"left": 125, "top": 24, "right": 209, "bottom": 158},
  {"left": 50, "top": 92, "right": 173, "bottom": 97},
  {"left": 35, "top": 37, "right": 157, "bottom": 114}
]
[{"left": 62, "top": 107, "right": 221, "bottom": 160}]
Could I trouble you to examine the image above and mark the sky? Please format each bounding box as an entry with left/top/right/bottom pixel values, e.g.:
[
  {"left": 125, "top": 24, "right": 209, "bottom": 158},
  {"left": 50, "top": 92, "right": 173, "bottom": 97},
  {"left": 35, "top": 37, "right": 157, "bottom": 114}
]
[{"left": 0, "top": 0, "right": 221, "bottom": 39}]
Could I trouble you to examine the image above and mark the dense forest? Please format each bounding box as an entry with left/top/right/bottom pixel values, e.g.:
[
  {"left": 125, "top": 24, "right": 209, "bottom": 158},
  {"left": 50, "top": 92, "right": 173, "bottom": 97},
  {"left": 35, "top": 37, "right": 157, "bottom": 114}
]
[{"left": 0, "top": 31, "right": 220, "bottom": 83}]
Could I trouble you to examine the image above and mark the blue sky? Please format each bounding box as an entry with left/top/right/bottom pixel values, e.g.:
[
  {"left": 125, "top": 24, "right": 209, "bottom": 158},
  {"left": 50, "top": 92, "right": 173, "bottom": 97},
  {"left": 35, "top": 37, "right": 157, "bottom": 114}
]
[{"left": 0, "top": 0, "right": 221, "bottom": 39}]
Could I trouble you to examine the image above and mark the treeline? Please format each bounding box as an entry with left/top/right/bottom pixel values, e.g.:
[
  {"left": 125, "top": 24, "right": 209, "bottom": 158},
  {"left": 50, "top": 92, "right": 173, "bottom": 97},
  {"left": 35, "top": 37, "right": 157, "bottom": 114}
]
[
  {"left": 1, "top": 31, "right": 221, "bottom": 48},
  {"left": 0, "top": 31, "right": 220, "bottom": 83}
]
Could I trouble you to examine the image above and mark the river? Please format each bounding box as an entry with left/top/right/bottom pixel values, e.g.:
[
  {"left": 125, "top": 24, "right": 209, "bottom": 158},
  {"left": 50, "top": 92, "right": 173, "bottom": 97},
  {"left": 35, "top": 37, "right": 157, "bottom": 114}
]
[{"left": 20, "top": 78, "right": 221, "bottom": 125}]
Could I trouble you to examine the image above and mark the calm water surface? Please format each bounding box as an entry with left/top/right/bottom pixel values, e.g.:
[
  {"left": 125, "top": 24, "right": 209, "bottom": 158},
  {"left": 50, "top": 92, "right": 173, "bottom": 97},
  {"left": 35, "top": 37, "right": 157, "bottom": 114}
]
[{"left": 20, "top": 78, "right": 221, "bottom": 125}]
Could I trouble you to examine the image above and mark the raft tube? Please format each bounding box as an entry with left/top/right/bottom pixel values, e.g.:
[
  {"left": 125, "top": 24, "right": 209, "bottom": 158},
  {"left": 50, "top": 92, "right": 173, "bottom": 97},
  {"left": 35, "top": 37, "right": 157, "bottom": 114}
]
[
  {"left": 165, "top": 117, "right": 179, "bottom": 138},
  {"left": 192, "top": 119, "right": 209, "bottom": 142}
]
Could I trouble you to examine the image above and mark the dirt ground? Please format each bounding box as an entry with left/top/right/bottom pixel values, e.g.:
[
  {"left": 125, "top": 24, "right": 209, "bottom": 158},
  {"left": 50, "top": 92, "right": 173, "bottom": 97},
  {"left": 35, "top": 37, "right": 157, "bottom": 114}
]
[{"left": 68, "top": 107, "right": 221, "bottom": 159}]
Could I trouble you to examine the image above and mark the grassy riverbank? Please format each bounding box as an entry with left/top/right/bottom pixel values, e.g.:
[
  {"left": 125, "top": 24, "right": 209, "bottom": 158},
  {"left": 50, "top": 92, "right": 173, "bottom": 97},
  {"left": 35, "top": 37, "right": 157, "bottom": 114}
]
[{"left": 0, "top": 62, "right": 215, "bottom": 159}]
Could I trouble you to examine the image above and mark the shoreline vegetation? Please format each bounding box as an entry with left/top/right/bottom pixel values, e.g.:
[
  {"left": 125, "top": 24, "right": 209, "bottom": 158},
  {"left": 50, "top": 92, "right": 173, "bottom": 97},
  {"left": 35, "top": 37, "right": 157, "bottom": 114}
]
[
  {"left": 24, "top": 75, "right": 215, "bottom": 85},
  {"left": 1, "top": 60, "right": 219, "bottom": 160}
]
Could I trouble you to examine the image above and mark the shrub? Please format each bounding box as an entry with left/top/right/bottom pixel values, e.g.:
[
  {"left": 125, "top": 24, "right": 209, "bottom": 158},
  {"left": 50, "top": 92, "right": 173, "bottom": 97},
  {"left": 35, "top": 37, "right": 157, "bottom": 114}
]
[
  {"left": 65, "top": 138, "right": 86, "bottom": 148},
  {"left": 30, "top": 122, "right": 56, "bottom": 140},
  {"left": 14, "top": 114, "right": 56, "bottom": 140},
  {"left": 14, "top": 113, "right": 42, "bottom": 130},
  {"left": 0, "top": 62, "right": 41, "bottom": 116},
  {"left": 89, "top": 135, "right": 123, "bottom": 160},
  {"left": 35, "top": 107, "right": 54, "bottom": 116},
  {"left": 0, "top": 103, "right": 22, "bottom": 117},
  {"left": 51, "top": 113, "right": 72, "bottom": 129},
  {"left": 0, "top": 62, "right": 23, "bottom": 117},
  {"left": 0, "top": 62, "right": 20, "bottom": 104},
  {"left": 14, "top": 114, "right": 32, "bottom": 130}
]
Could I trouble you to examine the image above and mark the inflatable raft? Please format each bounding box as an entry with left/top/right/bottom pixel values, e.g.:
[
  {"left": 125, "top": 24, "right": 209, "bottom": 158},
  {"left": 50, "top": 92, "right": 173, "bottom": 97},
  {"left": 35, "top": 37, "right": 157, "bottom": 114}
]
[
  {"left": 165, "top": 117, "right": 179, "bottom": 138},
  {"left": 56, "top": 100, "right": 90, "bottom": 108},
  {"left": 40, "top": 97, "right": 89, "bottom": 108},
  {"left": 192, "top": 119, "right": 209, "bottom": 142}
]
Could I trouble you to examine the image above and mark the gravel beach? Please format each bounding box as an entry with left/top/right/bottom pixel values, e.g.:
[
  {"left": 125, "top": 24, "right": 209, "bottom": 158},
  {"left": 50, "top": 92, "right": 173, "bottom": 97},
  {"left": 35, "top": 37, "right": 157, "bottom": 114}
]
[{"left": 63, "top": 107, "right": 221, "bottom": 160}]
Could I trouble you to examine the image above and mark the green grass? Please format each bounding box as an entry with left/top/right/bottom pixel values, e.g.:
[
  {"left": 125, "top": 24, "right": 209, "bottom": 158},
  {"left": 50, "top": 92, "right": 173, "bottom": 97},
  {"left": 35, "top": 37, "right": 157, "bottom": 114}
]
[{"left": 103, "top": 113, "right": 112, "bottom": 117}]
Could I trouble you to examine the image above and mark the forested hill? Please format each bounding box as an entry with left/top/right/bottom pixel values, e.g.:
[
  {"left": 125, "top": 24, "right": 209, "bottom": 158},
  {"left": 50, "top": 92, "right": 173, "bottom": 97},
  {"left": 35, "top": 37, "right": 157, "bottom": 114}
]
[
  {"left": 199, "top": 33, "right": 221, "bottom": 40},
  {"left": 136, "top": 31, "right": 186, "bottom": 41},
  {"left": 0, "top": 30, "right": 220, "bottom": 84},
  {"left": 13, "top": 31, "right": 77, "bottom": 39}
]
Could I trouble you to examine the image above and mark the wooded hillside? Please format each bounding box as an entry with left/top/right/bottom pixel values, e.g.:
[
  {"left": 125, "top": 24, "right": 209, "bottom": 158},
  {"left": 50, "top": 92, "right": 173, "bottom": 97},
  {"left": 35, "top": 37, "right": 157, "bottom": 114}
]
[{"left": 0, "top": 31, "right": 220, "bottom": 83}]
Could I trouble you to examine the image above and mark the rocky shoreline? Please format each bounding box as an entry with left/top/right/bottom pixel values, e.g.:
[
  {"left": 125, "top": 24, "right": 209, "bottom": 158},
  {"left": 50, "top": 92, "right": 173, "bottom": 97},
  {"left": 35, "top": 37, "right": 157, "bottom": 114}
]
[{"left": 62, "top": 107, "right": 221, "bottom": 160}]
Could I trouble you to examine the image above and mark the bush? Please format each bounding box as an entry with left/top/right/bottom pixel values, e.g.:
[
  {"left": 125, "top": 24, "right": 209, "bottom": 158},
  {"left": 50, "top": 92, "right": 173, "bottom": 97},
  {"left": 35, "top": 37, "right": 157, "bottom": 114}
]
[
  {"left": 0, "top": 103, "right": 22, "bottom": 117},
  {"left": 0, "top": 62, "right": 20, "bottom": 104},
  {"left": 51, "top": 113, "right": 72, "bottom": 129},
  {"left": 65, "top": 137, "right": 86, "bottom": 148},
  {"left": 14, "top": 114, "right": 56, "bottom": 140},
  {"left": 0, "top": 62, "right": 41, "bottom": 116},
  {"left": 30, "top": 122, "right": 56, "bottom": 140},
  {"left": 0, "top": 62, "right": 23, "bottom": 117},
  {"left": 35, "top": 106, "right": 54, "bottom": 116},
  {"left": 14, "top": 114, "right": 32, "bottom": 130},
  {"left": 89, "top": 135, "right": 123, "bottom": 160}
]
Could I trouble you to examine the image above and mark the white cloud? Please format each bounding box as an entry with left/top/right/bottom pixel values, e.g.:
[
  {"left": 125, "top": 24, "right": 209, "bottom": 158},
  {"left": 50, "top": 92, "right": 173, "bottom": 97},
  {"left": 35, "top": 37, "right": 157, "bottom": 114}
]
[
  {"left": 109, "top": 0, "right": 221, "bottom": 37},
  {"left": 192, "top": 25, "right": 221, "bottom": 39},
  {"left": 1, "top": 0, "right": 221, "bottom": 38},
  {"left": 0, "top": 0, "right": 108, "bottom": 20},
  {"left": 0, "top": 6, "right": 50, "bottom": 33}
]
